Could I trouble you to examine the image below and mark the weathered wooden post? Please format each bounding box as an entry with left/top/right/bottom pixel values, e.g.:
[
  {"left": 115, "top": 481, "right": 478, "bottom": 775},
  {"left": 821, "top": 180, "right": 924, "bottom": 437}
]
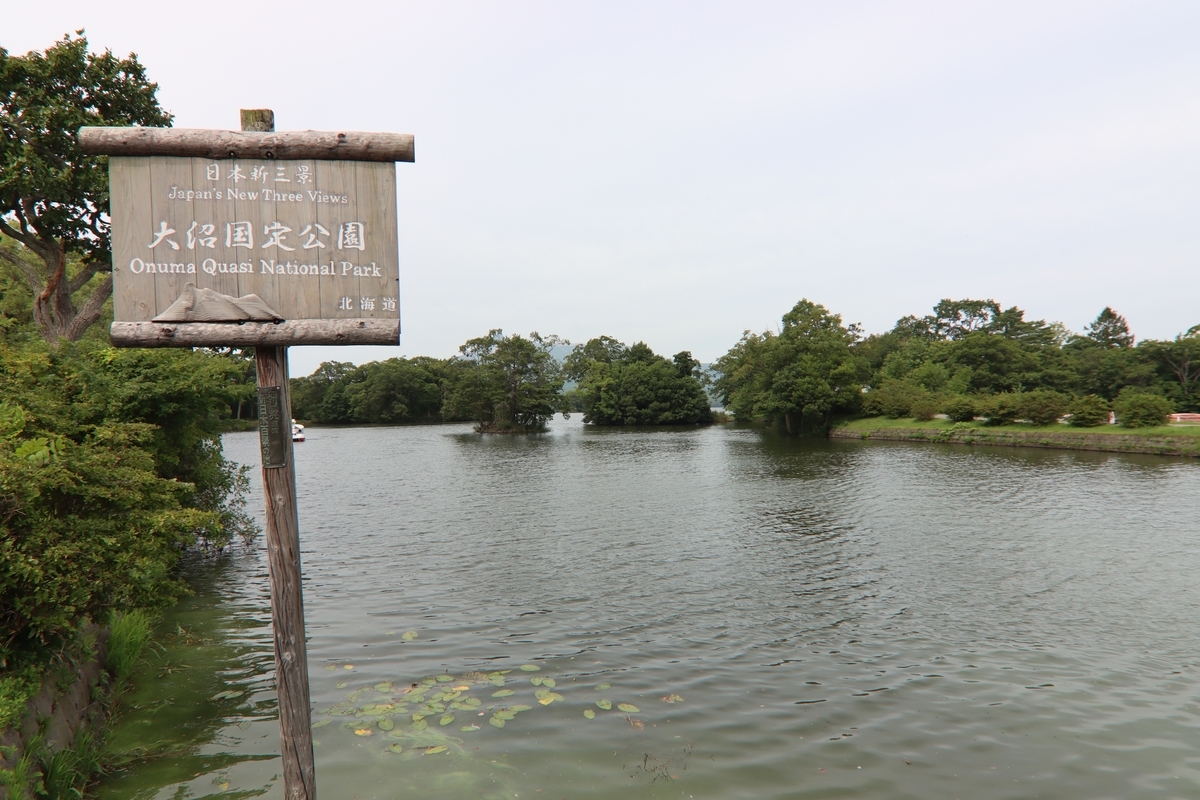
[
  {"left": 80, "top": 112, "right": 413, "bottom": 800},
  {"left": 241, "top": 107, "right": 315, "bottom": 800}
]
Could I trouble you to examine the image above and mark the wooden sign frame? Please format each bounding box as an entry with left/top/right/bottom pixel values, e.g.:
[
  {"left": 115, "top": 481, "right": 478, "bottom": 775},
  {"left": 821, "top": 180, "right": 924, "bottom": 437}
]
[
  {"left": 80, "top": 122, "right": 413, "bottom": 348},
  {"left": 80, "top": 111, "right": 413, "bottom": 800}
]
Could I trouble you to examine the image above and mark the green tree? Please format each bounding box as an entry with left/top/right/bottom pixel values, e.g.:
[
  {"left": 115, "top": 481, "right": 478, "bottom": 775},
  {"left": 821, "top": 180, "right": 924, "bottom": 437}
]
[
  {"left": 1140, "top": 331, "right": 1200, "bottom": 412},
  {"left": 1084, "top": 307, "right": 1135, "bottom": 348},
  {"left": 443, "top": 330, "right": 567, "bottom": 432},
  {"left": 714, "top": 299, "right": 863, "bottom": 433},
  {"left": 1067, "top": 394, "right": 1110, "bottom": 427},
  {"left": 0, "top": 33, "right": 172, "bottom": 342},
  {"left": 1113, "top": 389, "right": 1172, "bottom": 428},
  {"left": 1018, "top": 389, "right": 1070, "bottom": 426},
  {"left": 942, "top": 395, "right": 977, "bottom": 422},
  {"left": 569, "top": 338, "right": 711, "bottom": 425}
]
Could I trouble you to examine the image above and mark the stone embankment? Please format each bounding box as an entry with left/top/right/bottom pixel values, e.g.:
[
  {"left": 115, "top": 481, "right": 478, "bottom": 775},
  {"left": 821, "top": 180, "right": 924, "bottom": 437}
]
[
  {"left": 830, "top": 425, "right": 1200, "bottom": 458},
  {"left": 0, "top": 628, "right": 110, "bottom": 798}
]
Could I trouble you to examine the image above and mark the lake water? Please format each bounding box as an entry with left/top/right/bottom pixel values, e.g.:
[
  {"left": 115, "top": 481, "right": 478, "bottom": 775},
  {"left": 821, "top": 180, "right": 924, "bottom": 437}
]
[{"left": 94, "top": 417, "right": 1200, "bottom": 799}]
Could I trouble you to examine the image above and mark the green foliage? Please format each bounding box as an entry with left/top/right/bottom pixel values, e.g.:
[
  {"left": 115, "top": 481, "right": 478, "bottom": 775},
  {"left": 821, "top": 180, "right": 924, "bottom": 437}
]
[
  {"left": 1113, "top": 390, "right": 1173, "bottom": 428},
  {"left": 291, "top": 357, "right": 457, "bottom": 425},
  {"left": 1019, "top": 390, "right": 1070, "bottom": 426},
  {"left": 862, "top": 380, "right": 933, "bottom": 419},
  {"left": 1067, "top": 394, "right": 1111, "bottom": 427},
  {"left": 106, "top": 610, "right": 155, "bottom": 681},
  {"left": 0, "top": 325, "right": 257, "bottom": 666},
  {"left": 0, "top": 663, "right": 41, "bottom": 730},
  {"left": 442, "top": 330, "right": 567, "bottom": 432},
  {"left": 942, "top": 395, "right": 977, "bottom": 423},
  {"left": 714, "top": 299, "right": 864, "bottom": 434},
  {"left": 568, "top": 338, "right": 712, "bottom": 425},
  {"left": 909, "top": 396, "right": 939, "bottom": 421},
  {"left": 979, "top": 393, "right": 1022, "bottom": 426},
  {"left": 0, "top": 729, "right": 100, "bottom": 800},
  {"left": 0, "top": 33, "right": 172, "bottom": 341},
  {"left": 1084, "top": 307, "right": 1134, "bottom": 348}
]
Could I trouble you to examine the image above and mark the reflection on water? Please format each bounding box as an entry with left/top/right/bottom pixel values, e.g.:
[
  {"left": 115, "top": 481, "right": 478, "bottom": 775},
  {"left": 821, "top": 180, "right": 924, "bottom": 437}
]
[{"left": 94, "top": 417, "right": 1200, "bottom": 799}]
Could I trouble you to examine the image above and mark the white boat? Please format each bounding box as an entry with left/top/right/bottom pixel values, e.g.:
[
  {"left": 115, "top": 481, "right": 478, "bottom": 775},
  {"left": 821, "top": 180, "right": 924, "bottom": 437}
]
[{"left": 291, "top": 419, "right": 305, "bottom": 442}]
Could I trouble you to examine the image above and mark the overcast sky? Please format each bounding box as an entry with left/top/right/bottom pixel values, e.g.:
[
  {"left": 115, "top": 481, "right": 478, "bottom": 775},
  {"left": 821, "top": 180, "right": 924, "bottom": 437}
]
[{"left": 9, "top": 1, "right": 1200, "bottom": 375}]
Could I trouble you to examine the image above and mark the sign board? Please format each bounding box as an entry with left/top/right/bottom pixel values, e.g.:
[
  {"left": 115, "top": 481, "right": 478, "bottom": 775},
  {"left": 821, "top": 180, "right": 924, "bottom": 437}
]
[{"left": 109, "top": 156, "right": 399, "bottom": 324}]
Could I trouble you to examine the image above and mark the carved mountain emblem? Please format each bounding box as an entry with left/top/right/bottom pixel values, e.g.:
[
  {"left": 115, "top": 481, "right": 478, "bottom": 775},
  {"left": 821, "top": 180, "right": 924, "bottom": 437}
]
[{"left": 153, "top": 283, "right": 284, "bottom": 322}]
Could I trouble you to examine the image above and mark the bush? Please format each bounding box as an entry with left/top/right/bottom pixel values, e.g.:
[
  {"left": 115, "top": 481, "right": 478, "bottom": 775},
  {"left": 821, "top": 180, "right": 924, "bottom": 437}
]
[
  {"left": 910, "top": 396, "right": 939, "bottom": 421},
  {"left": 980, "top": 393, "right": 1021, "bottom": 426},
  {"left": 943, "top": 396, "right": 977, "bottom": 422},
  {"left": 863, "top": 380, "right": 933, "bottom": 419},
  {"left": 1019, "top": 390, "right": 1070, "bottom": 426},
  {"left": 1113, "top": 390, "right": 1172, "bottom": 428},
  {"left": 1068, "top": 394, "right": 1110, "bottom": 427}
]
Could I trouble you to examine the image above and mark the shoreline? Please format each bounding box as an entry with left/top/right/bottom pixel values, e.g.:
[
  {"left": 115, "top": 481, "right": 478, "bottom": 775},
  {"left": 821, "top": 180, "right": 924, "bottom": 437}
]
[{"left": 830, "top": 422, "right": 1200, "bottom": 458}]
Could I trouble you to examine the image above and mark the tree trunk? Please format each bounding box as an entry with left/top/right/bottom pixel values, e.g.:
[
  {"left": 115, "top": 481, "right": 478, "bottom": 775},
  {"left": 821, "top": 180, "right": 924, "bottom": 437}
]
[{"left": 0, "top": 235, "right": 112, "bottom": 343}]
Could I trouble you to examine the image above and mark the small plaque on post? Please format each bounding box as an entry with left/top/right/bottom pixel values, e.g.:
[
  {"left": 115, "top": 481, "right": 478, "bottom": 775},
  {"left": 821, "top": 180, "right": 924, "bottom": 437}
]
[{"left": 258, "top": 386, "right": 287, "bottom": 468}]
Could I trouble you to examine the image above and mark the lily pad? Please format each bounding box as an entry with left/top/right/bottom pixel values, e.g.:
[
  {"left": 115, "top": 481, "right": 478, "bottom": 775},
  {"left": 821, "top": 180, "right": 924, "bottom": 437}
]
[
  {"left": 354, "top": 728, "right": 373, "bottom": 736},
  {"left": 439, "top": 714, "right": 454, "bottom": 726},
  {"left": 492, "top": 689, "right": 515, "bottom": 698},
  {"left": 542, "top": 678, "right": 556, "bottom": 688},
  {"left": 583, "top": 709, "right": 596, "bottom": 719},
  {"left": 534, "top": 689, "right": 551, "bottom": 700},
  {"left": 436, "top": 675, "right": 454, "bottom": 682},
  {"left": 388, "top": 743, "right": 403, "bottom": 754},
  {"left": 495, "top": 710, "right": 516, "bottom": 720},
  {"left": 530, "top": 676, "right": 544, "bottom": 686},
  {"left": 489, "top": 717, "right": 505, "bottom": 728},
  {"left": 595, "top": 699, "right": 612, "bottom": 710},
  {"left": 595, "top": 683, "right": 611, "bottom": 690},
  {"left": 412, "top": 719, "right": 427, "bottom": 731},
  {"left": 617, "top": 703, "right": 640, "bottom": 713},
  {"left": 519, "top": 664, "right": 541, "bottom": 672},
  {"left": 425, "top": 745, "right": 448, "bottom": 754},
  {"left": 402, "top": 631, "right": 418, "bottom": 641},
  {"left": 344, "top": 664, "right": 355, "bottom": 670},
  {"left": 538, "top": 693, "right": 564, "bottom": 706},
  {"left": 377, "top": 718, "right": 394, "bottom": 731},
  {"left": 508, "top": 704, "right": 532, "bottom": 712},
  {"left": 374, "top": 681, "right": 394, "bottom": 692},
  {"left": 325, "top": 665, "right": 336, "bottom": 672},
  {"left": 312, "top": 719, "right": 331, "bottom": 728},
  {"left": 461, "top": 724, "right": 481, "bottom": 732}
]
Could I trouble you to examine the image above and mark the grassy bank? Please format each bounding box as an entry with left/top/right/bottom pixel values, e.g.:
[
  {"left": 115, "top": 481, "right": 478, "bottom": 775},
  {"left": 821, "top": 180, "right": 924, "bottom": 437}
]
[
  {"left": 0, "top": 611, "right": 156, "bottom": 799},
  {"left": 831, "top": 417, "right": 1200, "bottom": 457}
]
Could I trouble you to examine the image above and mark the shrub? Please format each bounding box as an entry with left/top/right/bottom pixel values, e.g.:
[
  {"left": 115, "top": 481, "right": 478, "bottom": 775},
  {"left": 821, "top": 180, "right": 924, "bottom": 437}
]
[
  {"left": 863, "top": 381, "right": 932, "bottom": 419},
  {"left": 1067, "top": 394, "right": 1110, "bottom": 427},
  {"left": 980, "top": 393, "right": 1021, "bottom": 426},
  {"left": 943, "top": 396, "right": 977, "bottom": 422},
  {"left": 1113, "top": 390, "right": 1172, "bottom": 428},
  {"left": 910, "top": 396, "right": 939, "bottom": 421},
  {"left": 1019, "top": 390, "right": 1070, "bottom": 426}
]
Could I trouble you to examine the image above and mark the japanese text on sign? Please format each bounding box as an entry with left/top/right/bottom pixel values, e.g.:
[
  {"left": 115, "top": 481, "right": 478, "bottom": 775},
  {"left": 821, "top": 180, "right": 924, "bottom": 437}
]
[{"left": 109, "top": 156, "right": 399, "bottom": 323}]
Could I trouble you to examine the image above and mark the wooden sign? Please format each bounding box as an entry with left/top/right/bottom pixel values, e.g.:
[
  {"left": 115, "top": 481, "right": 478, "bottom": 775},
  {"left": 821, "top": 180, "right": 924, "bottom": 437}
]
[
  {"left": 80, "top": 125, "right": 413, "bottom": 347},
  {"left": 109, "top": 156, "right": 398, "bottom": 325}
]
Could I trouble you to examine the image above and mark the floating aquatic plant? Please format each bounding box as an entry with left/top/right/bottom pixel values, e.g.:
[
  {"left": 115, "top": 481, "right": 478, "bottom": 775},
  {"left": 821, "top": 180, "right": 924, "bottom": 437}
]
[{"left": 313, "top": 664, "right": 657, "bottom": 758}]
